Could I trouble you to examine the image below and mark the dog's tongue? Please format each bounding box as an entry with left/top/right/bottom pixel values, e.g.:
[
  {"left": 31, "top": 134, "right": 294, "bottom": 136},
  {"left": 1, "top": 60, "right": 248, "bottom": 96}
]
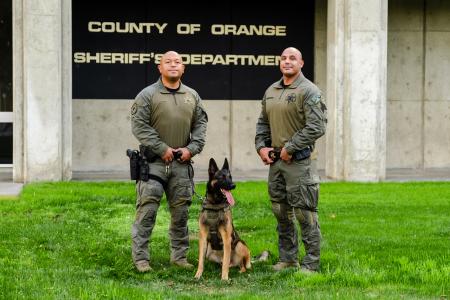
[{"left": 221, "top": 189, "right": 235, "bottom": 206}]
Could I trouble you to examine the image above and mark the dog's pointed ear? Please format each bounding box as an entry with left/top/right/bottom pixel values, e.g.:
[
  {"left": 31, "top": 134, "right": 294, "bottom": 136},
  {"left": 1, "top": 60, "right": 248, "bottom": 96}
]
[
  {"left": 209, "top": 158, "right": 218, "bottom": 179},
  {"left": 222, "top": 158, "right": 230, "bottom": 170}
]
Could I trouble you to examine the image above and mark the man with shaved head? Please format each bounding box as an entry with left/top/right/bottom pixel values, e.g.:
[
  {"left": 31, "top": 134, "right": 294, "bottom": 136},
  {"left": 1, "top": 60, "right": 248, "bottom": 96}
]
[
  {"left": 255, "top": 47, "right": 327, "bottom": 273},
  {"left": 130, "top": 51, "right": 208, "bottom": 272}
]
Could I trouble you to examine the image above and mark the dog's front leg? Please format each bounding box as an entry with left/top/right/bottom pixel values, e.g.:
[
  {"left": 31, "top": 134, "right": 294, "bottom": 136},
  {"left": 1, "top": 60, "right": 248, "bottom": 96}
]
[
  {"left": 195, "top": 221, "right": 208, "bottom": 279},
  {"left": 218, "top": 225, "right": 231, "bottom": 281}
]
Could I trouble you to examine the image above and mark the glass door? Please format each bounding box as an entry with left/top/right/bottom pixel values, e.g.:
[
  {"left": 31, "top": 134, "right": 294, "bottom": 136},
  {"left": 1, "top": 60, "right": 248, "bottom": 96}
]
[{"left": 0, "top": 0, "right": 13, "bottom": 166}]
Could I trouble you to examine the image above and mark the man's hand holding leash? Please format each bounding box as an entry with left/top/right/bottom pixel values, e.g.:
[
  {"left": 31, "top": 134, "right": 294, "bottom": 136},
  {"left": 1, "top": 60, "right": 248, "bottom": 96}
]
[
  {"left": 259, "top": 147, "right": 292, "bottom": 164},
  {"left": 161, "top": 147, "right": 192, "bottom": 163},
  {"left": 258, "top": 147, "right": 274, "bottom": 165},
  {"left": 173, "top": 147, "right": 192, "bottom": 162}
]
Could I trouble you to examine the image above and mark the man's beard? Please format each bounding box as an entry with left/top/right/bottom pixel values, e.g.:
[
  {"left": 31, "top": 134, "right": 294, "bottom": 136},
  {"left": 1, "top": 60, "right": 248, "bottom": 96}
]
[{"left": 166, "top": 74, "right": 181, "bottom": 82}]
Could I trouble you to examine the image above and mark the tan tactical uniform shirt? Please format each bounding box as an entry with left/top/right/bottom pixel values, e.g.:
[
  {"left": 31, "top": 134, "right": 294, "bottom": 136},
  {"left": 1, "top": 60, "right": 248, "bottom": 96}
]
[
  {"left": 131, "top": 79, "right": 207, "bottom": 156},
  {"left": 255, "top": 73, "right": 327, "bottom": 154}
]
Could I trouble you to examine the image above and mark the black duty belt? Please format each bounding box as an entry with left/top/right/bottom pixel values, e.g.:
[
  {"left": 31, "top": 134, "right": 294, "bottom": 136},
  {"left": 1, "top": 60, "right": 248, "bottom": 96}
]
[{"left": 269, "top": 146, "right": 311, "bottom": 162}]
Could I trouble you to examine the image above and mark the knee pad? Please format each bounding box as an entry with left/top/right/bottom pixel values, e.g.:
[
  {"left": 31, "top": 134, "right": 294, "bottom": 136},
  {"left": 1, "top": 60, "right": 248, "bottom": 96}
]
[
  {"left": 138, "top": 202, "right": 159, "bottom": 227},
  {"left": 294, "top": 208, "right": 316, "bottom": 226},
  {"left": 138, "top": 180, "right": 164, "bottom": 206},
  {"left": 272, "top": 202, "right": 294, "bottom": 223}
]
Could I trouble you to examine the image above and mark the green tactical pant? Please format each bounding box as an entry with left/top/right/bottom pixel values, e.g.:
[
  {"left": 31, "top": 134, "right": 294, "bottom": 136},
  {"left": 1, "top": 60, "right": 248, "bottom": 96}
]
[
  {"left": 131, "top": 159, "right": 193, "bottom": 264},
  {"left": 268, "top": 157, "right": 321, "bottom": 271}
]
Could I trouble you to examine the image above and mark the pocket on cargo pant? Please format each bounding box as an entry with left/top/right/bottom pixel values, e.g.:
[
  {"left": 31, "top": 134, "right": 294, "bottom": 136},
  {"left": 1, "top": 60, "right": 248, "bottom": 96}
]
[
  {"left": 169, "top": 179, "right": 193, "bottom": 207},
  {"left": 287, "top": 182, "right": 319, "bottom": 211}
]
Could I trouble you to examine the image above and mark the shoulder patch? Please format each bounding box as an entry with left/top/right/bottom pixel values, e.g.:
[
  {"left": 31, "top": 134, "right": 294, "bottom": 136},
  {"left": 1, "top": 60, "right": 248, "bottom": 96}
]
[
  {"left": 307, "top": 94, "right": 321, "bottom": 105},
  {"left": 131, "top": 103, "right": 137, "bottom": 115}
]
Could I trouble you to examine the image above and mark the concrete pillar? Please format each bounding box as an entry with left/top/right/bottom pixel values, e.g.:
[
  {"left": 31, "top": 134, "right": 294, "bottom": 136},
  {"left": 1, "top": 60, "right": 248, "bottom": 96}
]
[
  {"left": 13, "top": 0, "right": 72, "bottom": 182},
  {"left": 326, "top": 0, "right": 387, "bottom": 181}
]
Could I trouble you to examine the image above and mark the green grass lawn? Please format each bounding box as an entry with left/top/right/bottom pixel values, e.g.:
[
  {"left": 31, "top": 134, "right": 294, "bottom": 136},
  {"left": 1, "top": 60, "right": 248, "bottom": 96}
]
[{"left": 0, "top": 181, "right": 449, "bottom": 299}]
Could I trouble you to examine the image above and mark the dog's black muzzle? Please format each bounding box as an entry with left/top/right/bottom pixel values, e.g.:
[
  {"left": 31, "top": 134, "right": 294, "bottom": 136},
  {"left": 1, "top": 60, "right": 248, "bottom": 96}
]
[{"left": 218, "top": 181, "right": 235, "bottom": 191}]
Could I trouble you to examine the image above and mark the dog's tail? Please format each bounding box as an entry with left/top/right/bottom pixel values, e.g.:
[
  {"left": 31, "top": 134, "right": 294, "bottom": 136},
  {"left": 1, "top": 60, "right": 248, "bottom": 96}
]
[{"left": 252, "top": 250, "right": 270, "bottom": 263}]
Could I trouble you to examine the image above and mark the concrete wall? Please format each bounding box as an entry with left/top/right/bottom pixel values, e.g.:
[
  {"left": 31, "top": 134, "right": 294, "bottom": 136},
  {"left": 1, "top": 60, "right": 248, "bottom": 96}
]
[
  {"left": 326, "top": 0, "right": 387, "bottom": 181},
  {"left": 73, "top": 1, "right": 329, "bottom": 175},
  {"left": 73, "top": 100, "right": 135, "bottom": 172},
  {"left": 72, "top": 99, "right": 242, "bottom": 173},
  {"left": 13, "top": 0, "right": 72, "bottom": 182},
  {"left": 314, "top": 0, "right": 328, "bottom": 170},
  {"left": 387, "top": 0, "right": 450, "bottom": 169},
  {"left": 11, "top": 0, "right": 450, "bottom": 182}
]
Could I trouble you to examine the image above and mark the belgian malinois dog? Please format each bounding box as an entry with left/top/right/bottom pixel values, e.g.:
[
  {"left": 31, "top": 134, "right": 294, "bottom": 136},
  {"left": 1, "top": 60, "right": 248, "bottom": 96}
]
[{"left": 194, "top": 158, "right": 251, "bottom": 281}]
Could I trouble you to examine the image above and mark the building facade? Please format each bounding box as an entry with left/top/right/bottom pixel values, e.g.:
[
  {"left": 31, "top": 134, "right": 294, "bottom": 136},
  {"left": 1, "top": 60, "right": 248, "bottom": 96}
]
[{"left": 2, "top": 0, "right": 449, "bottom": 183}]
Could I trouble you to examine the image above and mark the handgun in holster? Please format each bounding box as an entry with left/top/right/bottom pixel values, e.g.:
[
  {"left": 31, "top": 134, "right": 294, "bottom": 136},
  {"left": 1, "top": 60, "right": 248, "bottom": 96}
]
[
  {"left": 138, "top": 145, "right": 149, "bottom": 181},
  {"left": 125, "top": 145, "right": 151, "bottom": 181},
  {"left": 126, "top": 149, "right": 140, "bottom": 180}
]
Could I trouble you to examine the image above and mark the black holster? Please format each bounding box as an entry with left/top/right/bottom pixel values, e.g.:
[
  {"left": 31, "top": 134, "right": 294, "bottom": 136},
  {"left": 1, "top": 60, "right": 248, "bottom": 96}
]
[
  {"left": 126, "top": 147, "right": 150, "bottom": 181},
  {"left": 139, "top": 159, "right": 149, "bottom": 181},
  {"left": 126, "top": 146, "right": 169, "bottom": 187},
  {"left": 126, "top": 149, "right": 140, "bottom": 180}
]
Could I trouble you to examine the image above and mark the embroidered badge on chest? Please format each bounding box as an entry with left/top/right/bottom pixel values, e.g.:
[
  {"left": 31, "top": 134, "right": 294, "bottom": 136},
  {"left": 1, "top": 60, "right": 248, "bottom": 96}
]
[
  {"left": 184, "top": 96, "right": 194, "bottom": 104},
  {"left": 285, "top": 93, "right": 297, "bottom": 103}
]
